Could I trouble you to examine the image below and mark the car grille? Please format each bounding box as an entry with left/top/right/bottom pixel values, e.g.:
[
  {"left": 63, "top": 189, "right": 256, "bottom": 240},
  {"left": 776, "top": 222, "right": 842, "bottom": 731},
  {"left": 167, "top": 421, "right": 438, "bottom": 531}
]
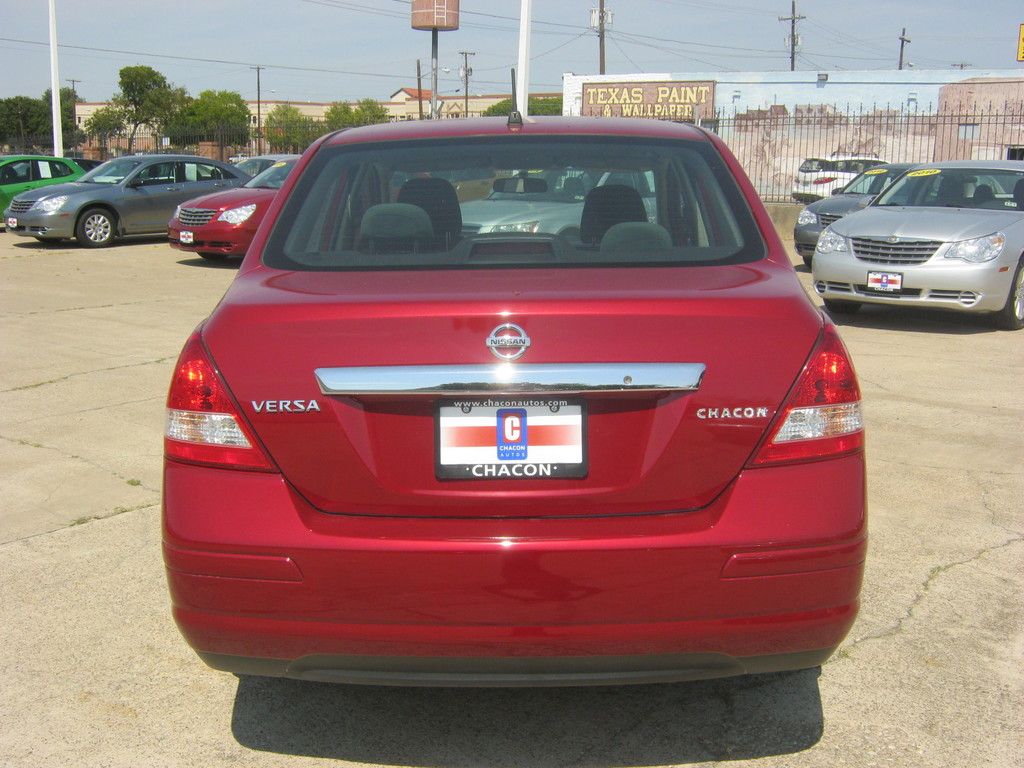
[
  {"left": 818, "top": 213, "right": 843, "bottom": 227},
  {"left": 851, "top": 237, "right": 942, "bottom": 266},
  {"left": 8, "top": 200, "right": 34, "bottom": 214},
  {"left": 178, "top": 208, "right": 217, "bottom": 227}
]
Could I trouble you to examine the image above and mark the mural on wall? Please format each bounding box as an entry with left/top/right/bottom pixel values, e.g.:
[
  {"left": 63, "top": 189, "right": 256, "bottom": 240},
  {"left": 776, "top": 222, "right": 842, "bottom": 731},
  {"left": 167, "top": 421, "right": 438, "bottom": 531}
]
[{"left": 581, "top": 81, "right": 716, "bottom": 121}]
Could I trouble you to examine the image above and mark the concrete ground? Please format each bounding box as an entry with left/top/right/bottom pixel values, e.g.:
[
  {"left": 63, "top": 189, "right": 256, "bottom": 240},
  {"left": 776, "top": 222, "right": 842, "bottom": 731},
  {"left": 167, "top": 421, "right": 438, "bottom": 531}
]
[{"left": 0, "top": 227, "right": 1021, "bottom": 767}]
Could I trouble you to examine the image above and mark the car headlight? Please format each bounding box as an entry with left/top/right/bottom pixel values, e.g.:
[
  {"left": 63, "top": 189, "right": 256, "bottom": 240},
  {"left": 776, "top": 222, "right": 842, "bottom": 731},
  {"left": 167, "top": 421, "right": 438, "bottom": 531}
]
[
  {"left": 816, "top": 228, "right": 849, "bottom": 254},
  {"left": 173, "top": 205, "right": 182, "bottom": 220},
  {"left": 945, "top": 232, "right": 1005, "bottom": 263},
  {"left": 217, "top": 204, "right": 257, "bottom": 225},
  {"left": 796, "top": 209, "right": 818, "bottom": 226},
  {"left": 31, "top": 195, "right": 69, "bottom": 213},
  {"left": 486, "top": 221, "right": 540, "bottom": 234}
]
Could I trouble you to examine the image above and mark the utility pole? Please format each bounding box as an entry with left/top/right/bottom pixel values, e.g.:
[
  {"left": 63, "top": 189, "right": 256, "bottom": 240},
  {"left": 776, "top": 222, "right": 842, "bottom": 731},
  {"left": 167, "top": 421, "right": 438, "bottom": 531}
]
[
  {"left": 416, "top": 60, "right": 424, "bottom": 119},
  {"left": 898, "top": 28, "right": 911, "bottom": 70},
  {"left": 590, "top": 2, "right": 611, "bottom": 74},
  {"left": 48, "top": 0, "right": 63, "bottom": 157},
  {"left": 779, "top": 0, "right": 805, "bottom": 72},
  {"left": 250, "top": 66, "right": 263, "bottom": 153},
  {"left": 459, "top": 51, "right": 474, "bottom": 117}
]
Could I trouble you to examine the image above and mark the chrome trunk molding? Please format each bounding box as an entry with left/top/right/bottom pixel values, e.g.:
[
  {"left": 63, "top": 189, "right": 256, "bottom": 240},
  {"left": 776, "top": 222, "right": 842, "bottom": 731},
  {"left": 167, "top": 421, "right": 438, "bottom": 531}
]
[{"left": 315, "top": 363, "right": 706, "bottom": 396}]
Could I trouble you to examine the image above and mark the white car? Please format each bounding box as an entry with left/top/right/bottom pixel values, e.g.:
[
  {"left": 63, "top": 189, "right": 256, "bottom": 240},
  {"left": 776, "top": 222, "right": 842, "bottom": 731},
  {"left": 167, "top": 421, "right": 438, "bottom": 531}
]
[{"left": 792, "top": 154, "right": 886, "bottom": 203}]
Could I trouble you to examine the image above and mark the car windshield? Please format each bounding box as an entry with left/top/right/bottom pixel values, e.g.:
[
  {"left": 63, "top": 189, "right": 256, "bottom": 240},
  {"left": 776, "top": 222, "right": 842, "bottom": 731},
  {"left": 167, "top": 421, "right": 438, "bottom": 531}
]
[
  {"left": 842, "top": 165, "right": 912, "bottom": 195},
  {"left": 244, "top": 160, "right": 296, "bottom": 190},
  {"left": 78, "top": 158, "right": 145, "bottom": 184},
  {"left": 874, "top": 167, "right": 1024, "bottom": 209},
  {"left": 263, "top": 135, "right": 764, "bottom": 271}
]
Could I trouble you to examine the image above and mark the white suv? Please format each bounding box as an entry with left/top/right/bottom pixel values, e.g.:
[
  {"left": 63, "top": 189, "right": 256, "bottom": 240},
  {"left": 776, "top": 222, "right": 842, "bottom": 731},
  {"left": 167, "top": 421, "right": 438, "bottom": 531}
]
[{"left": 792, "top": 154, "right": 886, "bottom": 203}]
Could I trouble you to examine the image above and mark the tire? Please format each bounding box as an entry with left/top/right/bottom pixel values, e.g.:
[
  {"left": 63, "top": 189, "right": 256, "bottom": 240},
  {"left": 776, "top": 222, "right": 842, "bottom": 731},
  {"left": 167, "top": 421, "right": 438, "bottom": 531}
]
[
  {"left": 991, "top": 257, "right": 1023, "bottom": 331},
  {"left": 823, "top": 298, "right": 862, "bottom": 315},
  {"left": 198, "top": 252, "right": 229, "bottom": 261},
  {"left": 76, "top": 208, "right": 116, "bottom": 248}
]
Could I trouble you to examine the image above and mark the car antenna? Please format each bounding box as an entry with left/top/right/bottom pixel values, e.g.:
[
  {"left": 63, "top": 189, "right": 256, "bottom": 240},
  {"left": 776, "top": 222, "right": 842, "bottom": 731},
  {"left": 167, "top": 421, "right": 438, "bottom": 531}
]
[{"left": 507, "top": 69, "right": 523, "bottom": 128}]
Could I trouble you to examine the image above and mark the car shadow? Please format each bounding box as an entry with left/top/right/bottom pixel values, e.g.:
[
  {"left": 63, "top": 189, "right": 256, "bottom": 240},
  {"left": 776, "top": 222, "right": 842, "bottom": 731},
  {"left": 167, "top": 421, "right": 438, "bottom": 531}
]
[
  {"left": 175, "top": 256, "right": 242, "bottom": 270},
  {"left": 824, "top": 304, "right": 1003, "bottom": 335},
  {"left": 231, "top": 669, "right": 824, "bottom": 765}
]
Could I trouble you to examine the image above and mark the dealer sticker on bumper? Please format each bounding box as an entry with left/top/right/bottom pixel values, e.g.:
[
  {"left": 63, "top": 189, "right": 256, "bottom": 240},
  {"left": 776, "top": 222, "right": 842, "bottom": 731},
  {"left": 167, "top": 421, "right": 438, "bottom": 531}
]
[
  {"left": 179, "top": 230, "right": 194, "bottom": 244},
  {"left": 436, "top": 398, "right": 586, "bottom": 479}
]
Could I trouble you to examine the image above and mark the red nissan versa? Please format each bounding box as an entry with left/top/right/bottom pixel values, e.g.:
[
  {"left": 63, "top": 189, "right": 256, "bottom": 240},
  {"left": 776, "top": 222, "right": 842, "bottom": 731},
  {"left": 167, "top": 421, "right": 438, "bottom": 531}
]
[{"left": 163, "top": 116, "right": 867, "bottom": 687}]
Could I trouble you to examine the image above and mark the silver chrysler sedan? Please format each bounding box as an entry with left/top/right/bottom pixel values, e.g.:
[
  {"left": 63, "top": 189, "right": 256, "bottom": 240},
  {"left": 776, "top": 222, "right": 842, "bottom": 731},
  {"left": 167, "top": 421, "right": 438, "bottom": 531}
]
[
  {"left": 811, "top": 160, "right": 1024, "bottom": 330},
  {"left": 3, "top": 154, "right": 247, "bottom": 248}
]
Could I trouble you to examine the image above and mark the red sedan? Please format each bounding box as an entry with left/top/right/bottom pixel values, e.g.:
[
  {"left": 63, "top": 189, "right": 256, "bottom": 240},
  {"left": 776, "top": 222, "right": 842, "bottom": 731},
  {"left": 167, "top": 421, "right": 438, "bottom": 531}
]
[
  {"left": 163, "top": 116, "right": 866, "bottom": 686},
  {"left": 167, "top": 157, "right": 297, "bottom": 260}
]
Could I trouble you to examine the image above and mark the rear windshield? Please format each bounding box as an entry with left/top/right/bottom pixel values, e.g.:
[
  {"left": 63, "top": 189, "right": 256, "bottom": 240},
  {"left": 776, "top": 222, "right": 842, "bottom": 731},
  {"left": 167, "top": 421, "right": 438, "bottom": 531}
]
[{"left": 262, "top": 135, "right": 765, "bottom": 271}]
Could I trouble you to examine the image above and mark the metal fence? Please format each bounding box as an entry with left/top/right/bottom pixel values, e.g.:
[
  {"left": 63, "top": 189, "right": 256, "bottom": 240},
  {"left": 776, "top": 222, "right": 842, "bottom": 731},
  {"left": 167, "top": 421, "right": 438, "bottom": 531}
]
[
  {"left": 708, "top": 106, "right": 1024, "bottom": 202},
  {"left": 6, "top": 107, "right": 1024, "bottom": 203}
]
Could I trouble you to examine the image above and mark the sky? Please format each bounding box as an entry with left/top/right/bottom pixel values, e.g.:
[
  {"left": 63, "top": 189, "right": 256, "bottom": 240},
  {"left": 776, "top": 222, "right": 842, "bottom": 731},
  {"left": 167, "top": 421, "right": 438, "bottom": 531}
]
[{"left": 0, "top": 0, "right": 1021, "bottom": 105}]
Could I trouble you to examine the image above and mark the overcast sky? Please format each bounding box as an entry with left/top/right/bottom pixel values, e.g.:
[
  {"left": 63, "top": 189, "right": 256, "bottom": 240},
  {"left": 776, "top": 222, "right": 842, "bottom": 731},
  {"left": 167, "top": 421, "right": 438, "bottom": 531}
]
[{"left": 1, "top": 0, "right": 1021, "bottom": 104}]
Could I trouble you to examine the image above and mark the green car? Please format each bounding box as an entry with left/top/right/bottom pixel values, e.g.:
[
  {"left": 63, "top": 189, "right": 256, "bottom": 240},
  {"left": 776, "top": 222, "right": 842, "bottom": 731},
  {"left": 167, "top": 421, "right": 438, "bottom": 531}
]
[{"left": 1, "top": 155, "right": 101, "bottom": 226}]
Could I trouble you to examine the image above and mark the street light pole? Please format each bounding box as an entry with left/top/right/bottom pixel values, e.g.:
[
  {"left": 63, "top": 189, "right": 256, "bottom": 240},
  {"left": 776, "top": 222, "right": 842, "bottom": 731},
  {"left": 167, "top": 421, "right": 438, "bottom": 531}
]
[{"left": 459, "top": 51, "right": 474, "bottom": 117}]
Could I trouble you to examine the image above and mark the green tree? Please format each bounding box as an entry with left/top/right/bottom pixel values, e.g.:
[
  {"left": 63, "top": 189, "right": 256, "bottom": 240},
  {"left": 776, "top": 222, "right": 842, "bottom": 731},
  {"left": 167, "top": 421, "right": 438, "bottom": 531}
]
[
  {"left": 482, "top": 97, "right": 563, "bottom": 117},
  {"left": 111, "top": 65, "right": 189, "bottom": 151},
  {"left": 0, "top": 96, "right": 49, "bottom": 147},
  {"left": 324, "top": 101, "right": 355, "bottom": 131},
  {"left": 264, "top": 104, "right": 321, "bottom": 153},
  {"left": 167, "top": 89, "right": 250, "bottom": 144},
  {"left": 325, "top": 98, "right": 390, "bottom": 130},
  {"left": 41, "top": 86, "right": 85, "bottom": 148}
]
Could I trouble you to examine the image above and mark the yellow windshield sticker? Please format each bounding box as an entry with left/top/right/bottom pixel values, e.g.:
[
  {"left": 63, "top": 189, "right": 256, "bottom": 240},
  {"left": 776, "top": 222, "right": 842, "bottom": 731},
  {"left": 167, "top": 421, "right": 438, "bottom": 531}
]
[
  {"left": 864, "top": 168, "right": 888, "bottom": 175},
  {"left": 907, "top": 168, "right": 942, "bottom": 177},
  {"left": 271, "top": 162, "right": 287, "bottom": 168}
]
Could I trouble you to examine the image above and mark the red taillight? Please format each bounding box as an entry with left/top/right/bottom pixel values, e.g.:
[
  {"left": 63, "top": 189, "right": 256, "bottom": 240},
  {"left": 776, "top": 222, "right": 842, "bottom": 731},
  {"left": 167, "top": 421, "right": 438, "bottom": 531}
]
[
  {"left": 165, "top": 332, "right": 275, "bottom": 471},
  {"left": 749, "top": 325, "right": 863, "bottom": 466},
  {"left": 812, "top": 176, "right": 839, "bottom": 185}
]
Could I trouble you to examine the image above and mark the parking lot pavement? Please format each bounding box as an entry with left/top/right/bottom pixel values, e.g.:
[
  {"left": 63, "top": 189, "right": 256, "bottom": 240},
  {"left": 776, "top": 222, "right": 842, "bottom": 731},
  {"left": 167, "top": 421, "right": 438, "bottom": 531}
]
[{"left": 1, "top": 233, "right": 1021, "bottom": 768}]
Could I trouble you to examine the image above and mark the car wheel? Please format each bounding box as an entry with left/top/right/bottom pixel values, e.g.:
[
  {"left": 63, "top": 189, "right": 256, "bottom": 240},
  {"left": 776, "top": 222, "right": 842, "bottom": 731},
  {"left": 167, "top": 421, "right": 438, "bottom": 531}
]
[
  {"left": 76, "top": 208, "right": 116, "bottom": 248},
  {"left": 823, "top": 298, "right": 861, "bottom": 315},
  {"left": 198, "top": 252, "right": 229, "bottom": 261},
  {"left": 991, "top": 257, "right": 1024, "bottom": 331}
]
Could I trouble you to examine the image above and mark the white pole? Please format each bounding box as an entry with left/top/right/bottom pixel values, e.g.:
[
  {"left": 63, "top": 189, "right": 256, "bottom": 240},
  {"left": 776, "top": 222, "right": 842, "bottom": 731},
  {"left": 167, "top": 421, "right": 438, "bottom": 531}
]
[
  {"left": 516, "top": 0, "right": 531, "bottom": 116},
  {"left": 48, "top": 0, "right": 64, "bottom": 157}
]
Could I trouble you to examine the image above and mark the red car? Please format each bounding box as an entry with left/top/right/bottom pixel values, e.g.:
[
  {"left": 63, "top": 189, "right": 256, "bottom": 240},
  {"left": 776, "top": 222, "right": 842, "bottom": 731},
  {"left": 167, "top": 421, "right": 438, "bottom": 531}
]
[
  {"left": 164, "top": 116, "right": 866, "bottom": 686},
  {"left": 167, "top": 157, "right": 297, "bottom": 260}
]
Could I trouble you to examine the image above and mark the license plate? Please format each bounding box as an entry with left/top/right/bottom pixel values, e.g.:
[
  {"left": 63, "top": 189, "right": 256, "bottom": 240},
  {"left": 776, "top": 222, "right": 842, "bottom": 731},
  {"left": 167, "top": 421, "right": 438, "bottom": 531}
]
[
  {"left": 867, "top": 271, "right": 903, "bottom": 292},
  {"left": 6, "top": 217, "right": 16, "bottom": 229},
  {"left": 436, "top": 398, "right": 587, "bottom": 480},
  {"left": 179, "top": 230, "right": 194, "bottom": 244}
]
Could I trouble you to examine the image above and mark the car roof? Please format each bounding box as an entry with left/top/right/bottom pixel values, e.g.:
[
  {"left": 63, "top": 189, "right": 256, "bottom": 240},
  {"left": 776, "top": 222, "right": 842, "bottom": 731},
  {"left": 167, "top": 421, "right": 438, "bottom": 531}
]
[
  {"left": 1, "top": 154, "right": 85, "bottom": 163},
  {"left": 320, "top": 116, "right": 713, "bottom": 147},
  {"left": 905, "top": 159, "right": 1024, "bottom": 171}
]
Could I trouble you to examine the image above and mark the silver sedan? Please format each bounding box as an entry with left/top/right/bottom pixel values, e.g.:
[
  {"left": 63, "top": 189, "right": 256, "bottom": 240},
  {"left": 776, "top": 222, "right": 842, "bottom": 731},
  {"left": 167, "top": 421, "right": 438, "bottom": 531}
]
[{"left": 811, "top": 160, "right": 1024, "bottom": 330}]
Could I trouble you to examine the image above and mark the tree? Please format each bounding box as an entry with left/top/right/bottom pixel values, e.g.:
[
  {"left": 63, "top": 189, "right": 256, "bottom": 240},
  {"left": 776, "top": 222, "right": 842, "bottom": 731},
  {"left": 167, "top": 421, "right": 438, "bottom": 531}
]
[
  {"left": 167, "top": 89, "right": 250, "bottom": 144},
  {"left": 0, "top": 96, "right": 49, "bottom": 148},
  {"left": 264, "top": 104, "right": 321, "bottom": 153},
  {"left": 41, "top": 86, "right": 86, "bottom": 148},
  {"left": 110, "top": 65, "right": 189, "bottom": 152},
  {"left": 482, "top": 97, "right": 563, "bottom": 117},
  {"left": 325, "top": 98, "right": 390, "bottom": 130},
  {"left": 84, "top": 106, "right": 127, "bottom": 150}
]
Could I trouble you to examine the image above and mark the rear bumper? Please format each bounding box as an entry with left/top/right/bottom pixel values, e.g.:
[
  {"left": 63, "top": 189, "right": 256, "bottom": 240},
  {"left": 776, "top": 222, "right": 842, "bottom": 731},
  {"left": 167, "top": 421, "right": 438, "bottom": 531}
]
[{"left": 163, "top": 455, "right": 866, "bottom": 684}]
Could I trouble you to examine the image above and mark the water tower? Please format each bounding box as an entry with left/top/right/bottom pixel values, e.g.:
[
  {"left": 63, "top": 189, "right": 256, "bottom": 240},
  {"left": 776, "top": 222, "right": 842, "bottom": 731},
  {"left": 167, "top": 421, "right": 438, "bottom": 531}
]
[{"left": 411, "top": 0, "right": 460, "bottom": 119}]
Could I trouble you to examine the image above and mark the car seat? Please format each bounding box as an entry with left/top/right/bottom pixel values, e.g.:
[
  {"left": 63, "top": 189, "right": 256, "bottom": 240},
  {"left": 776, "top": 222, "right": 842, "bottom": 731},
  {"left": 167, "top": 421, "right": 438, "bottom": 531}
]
[
  {"left": 358, "top": 203, "right": 434, "bottom": 254},
  {"left": 600, "top": 222, "right": 672, "bottom": 253},
  {"left": 971, "top": 184, "right": 995, "bottom": 207},
  {"left": 579, "top": 185, "right": 648, "bottom": 246},
  {"left": 396, "top": 177, "right": 462, "bottom": 249}
]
